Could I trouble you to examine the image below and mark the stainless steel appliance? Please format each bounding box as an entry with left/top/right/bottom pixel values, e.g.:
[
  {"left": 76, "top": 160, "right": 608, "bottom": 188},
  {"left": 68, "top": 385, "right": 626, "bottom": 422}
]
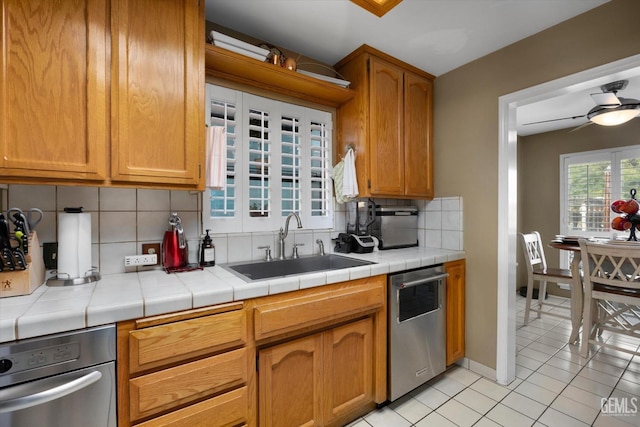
[
  {"left": 388, "top": 265, "right": 448, "bottom": 401},
  {"left": 371, "top": 206, "right": 418, "bottom": 249},
  {"left": 0, "top": 325, "right": 116, "bottom": 427}
]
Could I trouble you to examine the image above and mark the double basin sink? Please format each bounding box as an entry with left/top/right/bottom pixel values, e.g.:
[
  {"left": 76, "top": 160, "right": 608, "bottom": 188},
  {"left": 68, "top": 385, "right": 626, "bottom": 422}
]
[{"left": 222, "top": 254, "right": 374, "bottom": 281}]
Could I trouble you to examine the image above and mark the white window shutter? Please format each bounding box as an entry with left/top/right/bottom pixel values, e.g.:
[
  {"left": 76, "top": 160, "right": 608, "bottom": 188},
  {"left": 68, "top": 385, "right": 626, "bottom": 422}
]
[{"left": 204, "top": 84, "right": 334, "bottom": 233}]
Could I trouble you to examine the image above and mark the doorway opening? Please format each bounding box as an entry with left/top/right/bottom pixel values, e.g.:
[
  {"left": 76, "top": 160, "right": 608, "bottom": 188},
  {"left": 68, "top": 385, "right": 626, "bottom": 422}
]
[{"left": 496, "top": 54, "right": 640, "bottom": 385}]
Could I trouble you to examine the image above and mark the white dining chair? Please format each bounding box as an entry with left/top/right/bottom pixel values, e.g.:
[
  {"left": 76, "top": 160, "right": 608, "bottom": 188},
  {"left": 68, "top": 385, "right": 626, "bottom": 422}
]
[
  {"left": 579, "top": 239, "right": 640, "bottom": 358},
  {"left": 519, "top": 232, "right": 574, "bottom": 326}
]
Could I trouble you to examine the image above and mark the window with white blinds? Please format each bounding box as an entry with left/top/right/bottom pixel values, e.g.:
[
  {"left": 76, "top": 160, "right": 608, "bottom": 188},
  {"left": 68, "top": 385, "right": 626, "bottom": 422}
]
[
  {"left": 204, "top": 84, "right": 333, "bottom": 232},
  {"left": 309, "top": 119, "right": 332, "bottom": 218},
  {"left": 560, "top": 145, "right": 640, "bottom": 238},
  {"left": 248, "top": 107, "right": 271, "bottom": 219},
  {"left": 281, "top": 114, "right": 301, "bottom": 216},
  {"left": 209, "top": 98, "right": 237, "bottom": 219}
]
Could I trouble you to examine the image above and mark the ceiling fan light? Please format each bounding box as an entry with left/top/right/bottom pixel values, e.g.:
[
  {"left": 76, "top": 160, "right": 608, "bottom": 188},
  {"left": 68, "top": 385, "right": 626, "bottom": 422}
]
[{"left": 587, "top": 99, "right": 640, "bottom": 126}]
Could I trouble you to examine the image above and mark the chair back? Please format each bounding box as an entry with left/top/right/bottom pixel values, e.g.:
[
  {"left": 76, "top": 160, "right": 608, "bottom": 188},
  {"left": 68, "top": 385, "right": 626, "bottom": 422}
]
[
  {"left": 519, "top": 231, "right": 548, "bottom": 274},
  {"left": 578, "top": 240, "right": 640, "bottom": 292}
]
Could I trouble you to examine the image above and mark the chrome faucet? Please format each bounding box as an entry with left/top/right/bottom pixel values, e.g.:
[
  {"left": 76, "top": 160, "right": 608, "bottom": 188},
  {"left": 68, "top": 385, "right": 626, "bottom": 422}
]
[{"left": 278, "top": 213, "right": 303, "bottom": 259}]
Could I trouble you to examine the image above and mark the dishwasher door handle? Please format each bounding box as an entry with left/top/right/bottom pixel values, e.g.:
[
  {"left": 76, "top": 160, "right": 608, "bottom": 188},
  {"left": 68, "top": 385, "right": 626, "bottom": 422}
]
[
  {"left": 395, "top": 272, "right": 449, "bottom": 289},
  {"left": 0, "top": 370, "right": 102, "bottom": 413}
]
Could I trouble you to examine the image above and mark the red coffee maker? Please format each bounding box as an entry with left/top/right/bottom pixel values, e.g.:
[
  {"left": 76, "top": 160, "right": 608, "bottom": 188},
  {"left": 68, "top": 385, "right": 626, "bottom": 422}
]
[{"left": 162, "top": 213, "right": 188, "bottom": 270}]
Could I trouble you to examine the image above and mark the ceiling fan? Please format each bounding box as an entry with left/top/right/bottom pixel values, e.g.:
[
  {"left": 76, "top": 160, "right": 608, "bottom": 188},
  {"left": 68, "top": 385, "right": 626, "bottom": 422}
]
[{"left": 523, "top": 80, "right": 640, "bottom": 131}]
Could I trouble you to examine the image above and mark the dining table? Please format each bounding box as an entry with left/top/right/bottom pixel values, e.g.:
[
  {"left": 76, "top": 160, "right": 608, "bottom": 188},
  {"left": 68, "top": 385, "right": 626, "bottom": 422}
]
[{"left": 548, "top": 239, "right": 583, "bottom": 344}]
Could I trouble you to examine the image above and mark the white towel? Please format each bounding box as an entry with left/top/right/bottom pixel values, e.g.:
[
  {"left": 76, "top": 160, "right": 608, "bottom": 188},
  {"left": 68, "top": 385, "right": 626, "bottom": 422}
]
[
  {"left": 206, "top": 126, "right": 227, "bottom": 189},
  {"left": 342, "top": 148, "right": 359, "bottom": 199}
]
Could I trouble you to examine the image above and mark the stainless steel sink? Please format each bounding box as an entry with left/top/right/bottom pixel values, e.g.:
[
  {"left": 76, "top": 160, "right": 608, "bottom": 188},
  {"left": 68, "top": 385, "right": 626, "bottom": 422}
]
[{"left": 222, "top": 254, "right": 375, "bottom": 281}]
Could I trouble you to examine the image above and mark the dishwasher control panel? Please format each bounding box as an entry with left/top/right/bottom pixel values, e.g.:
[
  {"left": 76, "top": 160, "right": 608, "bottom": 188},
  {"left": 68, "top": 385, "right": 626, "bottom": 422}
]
[{"left": 0, "top": 342, "right": 80, "bottom": 375}]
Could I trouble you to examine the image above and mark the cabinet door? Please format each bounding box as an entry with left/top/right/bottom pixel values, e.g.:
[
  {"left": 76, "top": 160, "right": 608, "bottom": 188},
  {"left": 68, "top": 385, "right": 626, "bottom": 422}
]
[
  {"left": 0, "top": 0, "right": 108, "bottom": 180},
  {"left": 259, "top": 334, "right": 323, "bottom": 427},
  {"left": 323, "top": 318, "right": 374, "bottom": 425},
  {"left": 403, "top": 71, "right": 434, "bottom": 198},
  {"left": 368, "top": 57, "right": 404, "bottom": 196},
  {"left": 445, "top": 259, "right": 466, "bottom": 365},
  {"left": 111, "top": 0, "right": 204, "bottom": 187}
]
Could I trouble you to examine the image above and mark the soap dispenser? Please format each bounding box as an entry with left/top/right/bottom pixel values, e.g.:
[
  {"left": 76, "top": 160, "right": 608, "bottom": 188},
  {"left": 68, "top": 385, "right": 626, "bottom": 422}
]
[{"left": 199, "top": 229, "right": 215, "bottom": 267}]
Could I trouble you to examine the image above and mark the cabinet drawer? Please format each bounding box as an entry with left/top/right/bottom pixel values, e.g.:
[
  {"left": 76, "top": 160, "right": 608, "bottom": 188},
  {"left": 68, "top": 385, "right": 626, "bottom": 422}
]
[
  {"left": 130, "top": 348, "right": 247, "bottom": 422},
  {"left": 129, "top": 309, "right": 246, "bottom": 373},
  {"left": 135, "top": 386, "right": 249, "bottom": 427},
  {"left": 254, "top": 276, "right": 385, "bottom": 340}
]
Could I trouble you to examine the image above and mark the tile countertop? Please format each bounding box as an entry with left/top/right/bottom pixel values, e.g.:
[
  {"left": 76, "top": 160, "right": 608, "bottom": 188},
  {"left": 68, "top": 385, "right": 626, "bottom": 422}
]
[{"left": 0, "top": 247, "right": 464, "bottom": 343}]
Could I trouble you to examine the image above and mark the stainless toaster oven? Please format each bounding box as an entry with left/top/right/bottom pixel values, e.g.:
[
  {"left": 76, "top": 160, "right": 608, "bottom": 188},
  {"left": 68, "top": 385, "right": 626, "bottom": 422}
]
[{"left": 371, "top": 206, "right": 418, "bottom": 249}]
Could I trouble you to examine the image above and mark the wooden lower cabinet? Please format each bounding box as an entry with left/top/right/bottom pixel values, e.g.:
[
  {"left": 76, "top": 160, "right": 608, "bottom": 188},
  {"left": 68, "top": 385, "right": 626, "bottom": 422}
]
[
  {"left": 258, "top": 317, "right": 375, "bottom": 427},
  {"left": 323, "top": 318, "right": 374, "bottom": 425},
  {"left": 118, "top": 276, "right": 387, "bottom": 427},
  {"left": 117, "top": 303, "right": 249, "bottom": 427},
  {"left": 135, "top": 386, "right": 249, "bottom": 427},
  {"left": 252, "top": 275, "right": 386, "bottom": 427},
  {"left": 445, "top": 259, "right": 466, "bottom": 365},
  {"left": 259, "top": 333, "right": 323, "bottom": 427}
]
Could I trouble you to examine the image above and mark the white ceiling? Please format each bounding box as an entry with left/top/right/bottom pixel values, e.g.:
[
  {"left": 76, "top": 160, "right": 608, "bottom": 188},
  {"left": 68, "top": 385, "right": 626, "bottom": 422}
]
[
  {"left": 205, "top": 0, "right": 640, "bottom": 135},
  {"left": 516, "top": 73, "right": 640, "bottom": 136}
]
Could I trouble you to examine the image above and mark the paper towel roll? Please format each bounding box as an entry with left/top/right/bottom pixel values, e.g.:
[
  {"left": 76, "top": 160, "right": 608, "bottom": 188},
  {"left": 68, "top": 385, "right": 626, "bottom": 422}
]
[{"left": 58, "top": 213, "right": 92, "bottom": 279}]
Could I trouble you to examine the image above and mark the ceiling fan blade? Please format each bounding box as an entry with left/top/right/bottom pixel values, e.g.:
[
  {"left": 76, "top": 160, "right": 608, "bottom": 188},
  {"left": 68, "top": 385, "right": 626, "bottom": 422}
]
[
  {"left": 591, "top": 92, "right": 621, "bottom": 108},
  {"left": 568, "top": 121, "right": 593, "bottom": 133},
  {"left": 522, "top": 114, "right": 585, "bottom": 126}
]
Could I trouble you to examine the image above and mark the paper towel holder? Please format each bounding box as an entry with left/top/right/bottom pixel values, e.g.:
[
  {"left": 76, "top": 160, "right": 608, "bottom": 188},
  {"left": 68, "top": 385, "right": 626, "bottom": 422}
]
[
  {"left": 47, "top": 267, "right": 101, "bottom": 287},
  {"left": 47, "top": 206, "right": 101, "bottom": 287}
]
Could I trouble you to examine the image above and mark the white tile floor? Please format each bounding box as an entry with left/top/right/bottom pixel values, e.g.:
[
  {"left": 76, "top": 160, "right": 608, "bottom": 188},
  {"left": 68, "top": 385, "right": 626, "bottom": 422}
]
[{"left": 347, "top": 293, "right": 640, "bottom": 427}]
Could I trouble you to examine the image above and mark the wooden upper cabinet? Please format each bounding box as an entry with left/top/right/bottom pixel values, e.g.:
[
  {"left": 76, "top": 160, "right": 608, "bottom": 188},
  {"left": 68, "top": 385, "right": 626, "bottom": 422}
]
[
  {"left": 404, "top": 71, "right": 434, "bottom": 198},
  {"left": 1, "top": 0, "right": 204, "bottom": 189},
  {"left": 0, "top": 0, "right": 109, "bottom": 180},
  {"left": 111, "top": 0, "right": 204, "bottom": 187},
  {"left": 369, "top": 57, "right": 404, "bottom": 196},
  {"left": 336, "top": 45, "right": 435, "bottom": 199}
]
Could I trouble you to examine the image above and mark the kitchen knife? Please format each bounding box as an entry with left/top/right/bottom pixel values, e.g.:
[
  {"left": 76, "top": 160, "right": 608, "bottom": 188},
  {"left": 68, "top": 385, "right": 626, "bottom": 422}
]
[
  {"left": 7, "top": 207, "right": 42, "bottom": 231},
  {"left": 10, "top": 231, "right": 27, "bottom": 270},
  {"left": 10, "top": 212, "right": 29, "bottom": 254},
  {"left": 10, "top": 248, "right": 27, "bottom": 270},
  {"left": 0, "top": 215, "right": 16, "bottom": 271},
  {"left": 26, "top": 208, "right": 43, "bottom": 231}
]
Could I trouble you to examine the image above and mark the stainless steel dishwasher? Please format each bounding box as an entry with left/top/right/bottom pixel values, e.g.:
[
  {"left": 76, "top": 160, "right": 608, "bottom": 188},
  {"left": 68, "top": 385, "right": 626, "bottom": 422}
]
[
  {"left": 0, "top": 325, "right": 116, "bottom": 427},
  {"left": 388, "top": 265, "right": 448, "bottom": 401}
]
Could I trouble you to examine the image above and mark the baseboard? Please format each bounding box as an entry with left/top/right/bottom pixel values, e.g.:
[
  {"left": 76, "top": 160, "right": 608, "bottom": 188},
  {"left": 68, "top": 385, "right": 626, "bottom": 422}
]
[{"left": 455, "top": 357, "right": 498, "bottom": 382}]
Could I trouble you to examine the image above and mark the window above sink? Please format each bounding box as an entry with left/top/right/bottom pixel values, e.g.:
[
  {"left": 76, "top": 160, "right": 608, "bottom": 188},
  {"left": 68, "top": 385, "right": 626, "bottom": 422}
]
[{"left": 203, "top": 84, "right": 334, "bottom": 233}]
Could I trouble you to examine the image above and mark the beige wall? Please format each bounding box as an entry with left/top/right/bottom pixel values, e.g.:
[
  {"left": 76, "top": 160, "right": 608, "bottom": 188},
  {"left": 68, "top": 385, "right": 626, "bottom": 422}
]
[
  {"left": 433, "top": 0, "right": 640, "bottom": 369},
  {"left": 517, "top": 121, "right": 640, "bottom": 295}
]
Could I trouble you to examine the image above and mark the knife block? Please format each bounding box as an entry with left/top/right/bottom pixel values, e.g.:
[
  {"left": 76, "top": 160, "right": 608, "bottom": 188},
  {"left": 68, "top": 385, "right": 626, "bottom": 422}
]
[{"left": 0, "top": 231, "right": 46, "bottom": 298}]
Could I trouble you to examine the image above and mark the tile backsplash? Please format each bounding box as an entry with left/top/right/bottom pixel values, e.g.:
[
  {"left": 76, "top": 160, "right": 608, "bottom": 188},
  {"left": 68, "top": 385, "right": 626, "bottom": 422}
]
[{"left": 4, "top": 185, "right": 463, "bottom": 275}]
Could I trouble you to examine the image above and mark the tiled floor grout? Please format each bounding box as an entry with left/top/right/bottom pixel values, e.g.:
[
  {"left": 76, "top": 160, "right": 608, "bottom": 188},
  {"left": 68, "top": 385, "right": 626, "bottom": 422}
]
[{"left": 347, "top": 293, "right": 640, "bottom": 427}]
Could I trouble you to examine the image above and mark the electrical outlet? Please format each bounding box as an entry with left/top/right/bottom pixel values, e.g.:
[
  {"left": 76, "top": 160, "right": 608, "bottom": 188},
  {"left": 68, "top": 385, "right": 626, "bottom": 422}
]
[
  {"left": 142, "top": 243, "right": 161, "bottom": 265},
  {"left": 124, "top": 254, "right": 158, "bottom": 267}
]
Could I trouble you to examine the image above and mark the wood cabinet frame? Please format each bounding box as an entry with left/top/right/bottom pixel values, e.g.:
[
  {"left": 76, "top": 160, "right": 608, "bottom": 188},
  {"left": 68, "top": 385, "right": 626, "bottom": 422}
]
[{"left": 445, "top": 259, "right": 466, "bottom": 365}]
